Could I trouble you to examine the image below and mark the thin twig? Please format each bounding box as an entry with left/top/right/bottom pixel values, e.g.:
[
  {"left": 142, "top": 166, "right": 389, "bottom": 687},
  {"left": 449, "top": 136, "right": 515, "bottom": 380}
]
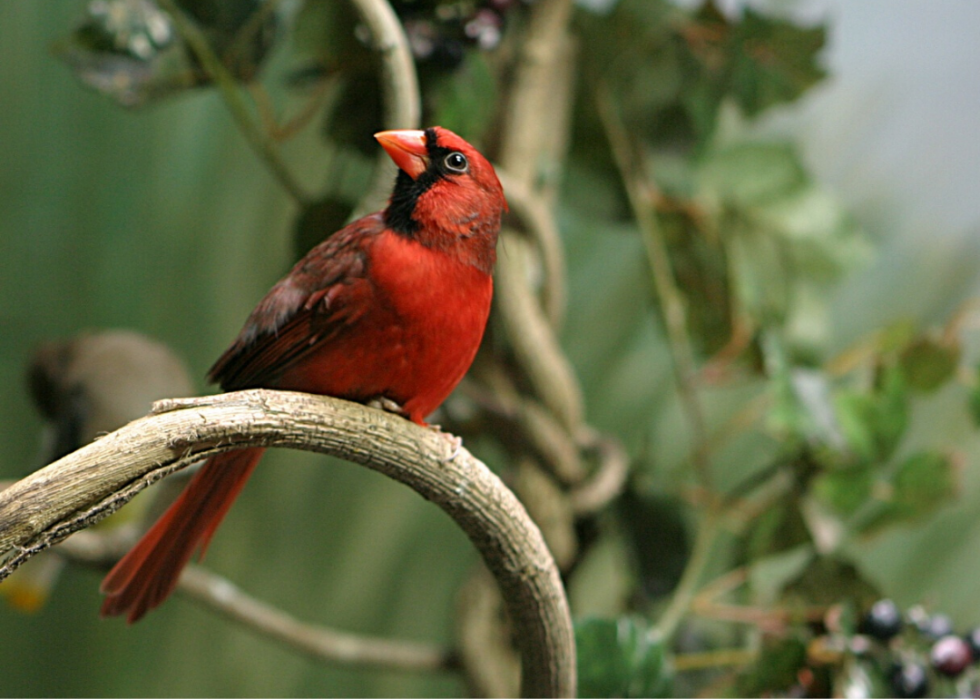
[
  {"left": 222, "top": 0, "right": 284, "bottom": 71},
  {"left": 594, "top": 80, "right": 714, "bottom": 493},
  {"left": 156, "top": 0, "right": 311, "bottom": 205},
  {"left": 181, "top": 565, "right": 458, "bottom": 672},
  {"left": 0, "top": 389, "right": 575, "bottom": 698},
  {"left": 652, "top": 509, "right": 721, "bottom": 642},
  {"left": 55, "top": 528, "right": 455, "bottom": 673},
  {"left": 672, "top": 647, "right": 758, "bottom": 672}
]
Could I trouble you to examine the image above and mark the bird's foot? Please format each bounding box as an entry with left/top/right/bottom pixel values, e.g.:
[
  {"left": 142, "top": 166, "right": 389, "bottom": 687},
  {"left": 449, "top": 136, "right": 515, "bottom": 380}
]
[{"left": 431, "top": 429, "right": 463, "bottom": 462}]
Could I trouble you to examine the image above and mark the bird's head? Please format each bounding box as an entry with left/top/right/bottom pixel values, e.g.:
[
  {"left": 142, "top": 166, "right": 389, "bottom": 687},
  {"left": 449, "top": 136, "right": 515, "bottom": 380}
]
[{"left": 376, "top": 126, "right": 506, "bottom": 274}]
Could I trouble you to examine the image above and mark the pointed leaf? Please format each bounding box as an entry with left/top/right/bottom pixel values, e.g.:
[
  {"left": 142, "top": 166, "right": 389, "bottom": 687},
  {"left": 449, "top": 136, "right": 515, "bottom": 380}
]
[
  {"left": 899, "top": 336, "right": 961, "bottom": 393},
  {"left": 575, "top": 617, "right": 673, "bottom": 698}
]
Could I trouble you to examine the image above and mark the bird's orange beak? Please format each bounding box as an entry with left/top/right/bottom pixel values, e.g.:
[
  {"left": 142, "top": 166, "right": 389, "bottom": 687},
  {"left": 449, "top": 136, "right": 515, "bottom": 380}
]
[{"left": 375, "top": 130, "right": 429, "bottom": 180}]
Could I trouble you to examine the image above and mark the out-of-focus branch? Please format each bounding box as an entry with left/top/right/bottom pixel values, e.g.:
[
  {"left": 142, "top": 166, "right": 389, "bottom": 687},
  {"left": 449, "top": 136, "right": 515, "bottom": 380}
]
[
  {"left": 56, "top": 527, "right": 455, "bottom": 673},
  {"left": 496, "top": 0, "right": 575, "bottom": 185},
  {"left": 568, "top": 430, "right": 630, "bottom": 516},
  {"left": 497, "top": 169, "right": 567, "bottom": 329},
  {"left": 493, "top": 0, "right": 583, "bottom": 434},
  {"left": 348, "top": 0, "right": 420, "bottom": 130},
  {"left": 594, "top": 81, "right": 714, "bottom": 493},
  {"left": 495, "top": 231, "right": 584, "bottom": 432},
  {"left": 0, "top": 389, "right": 574, "bottom": 699},
  {"left": 182, "top": 566, "right": 456, "bottom": 672},
  {"left": 348, "top": 0, "right": 422, "bottom": 215}
]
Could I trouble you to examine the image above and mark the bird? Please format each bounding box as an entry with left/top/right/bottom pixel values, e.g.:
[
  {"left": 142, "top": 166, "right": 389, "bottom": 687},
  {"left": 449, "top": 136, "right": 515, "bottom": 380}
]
[
  {"left": 100, "top": 126, "right": 506, "bottom": 622},
  {"left": 2, "top": 330, "right": 193, "bottom": 612}
]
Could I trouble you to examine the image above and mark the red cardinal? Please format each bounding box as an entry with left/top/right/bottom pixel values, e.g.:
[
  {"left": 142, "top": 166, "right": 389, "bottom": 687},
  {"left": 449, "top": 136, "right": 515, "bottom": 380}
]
[{"left": 100, "top": 127, "right": 506, "bottom": 622}]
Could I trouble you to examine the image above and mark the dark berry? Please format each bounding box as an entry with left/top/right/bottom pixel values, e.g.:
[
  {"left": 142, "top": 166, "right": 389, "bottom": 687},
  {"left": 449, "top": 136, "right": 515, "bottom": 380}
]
[
  {"left": 860, "top": 599, "right": 903, "bottom": 641},
  {"left": 931, "top": 635, "right": 972, "bottom": 677},
  {"left": 964, "top": 626, "right": 980, "bottom": 660},
  {"left": 890, "top": 661, "right": 930, "bottom": 699}
]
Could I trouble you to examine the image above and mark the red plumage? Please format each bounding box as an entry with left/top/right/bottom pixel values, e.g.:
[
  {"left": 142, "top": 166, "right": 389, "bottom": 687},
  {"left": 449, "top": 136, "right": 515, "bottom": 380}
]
[{"left": 100, "top": 127, "right": 506, "bottom": 622}]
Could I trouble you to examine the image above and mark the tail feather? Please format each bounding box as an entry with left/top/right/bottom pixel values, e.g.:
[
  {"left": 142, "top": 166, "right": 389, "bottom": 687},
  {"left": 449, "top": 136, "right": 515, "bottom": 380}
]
[{"left": 100, "top": 447, "right": 265, "bottom": 623}]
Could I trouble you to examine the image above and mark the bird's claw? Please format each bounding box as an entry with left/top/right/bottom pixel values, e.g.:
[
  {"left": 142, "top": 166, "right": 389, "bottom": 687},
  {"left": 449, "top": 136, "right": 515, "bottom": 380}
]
[
  {"left": 436, "top": 431, "right": 463, "bottom": 462},
  {"left": 366, "top": 396, "right": 408, "bottom": 416}
]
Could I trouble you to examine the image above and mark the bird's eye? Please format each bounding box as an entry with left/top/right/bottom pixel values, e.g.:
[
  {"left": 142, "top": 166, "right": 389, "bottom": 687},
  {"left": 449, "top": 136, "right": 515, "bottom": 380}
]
[{"left": 444, "top": 152, "right": 468, "bottom": 173}]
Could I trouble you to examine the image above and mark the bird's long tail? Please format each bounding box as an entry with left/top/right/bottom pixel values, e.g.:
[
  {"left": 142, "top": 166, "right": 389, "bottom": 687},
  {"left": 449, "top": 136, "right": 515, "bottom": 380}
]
[{"left": 100, "top": 447, "right": 265, "bottom": 623}]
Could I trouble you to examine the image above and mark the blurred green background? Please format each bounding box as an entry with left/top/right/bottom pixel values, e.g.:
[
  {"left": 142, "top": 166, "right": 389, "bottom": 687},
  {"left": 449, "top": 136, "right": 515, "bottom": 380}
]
[{"left": 1, "top": 1, "right": 979, "bottom": 696}]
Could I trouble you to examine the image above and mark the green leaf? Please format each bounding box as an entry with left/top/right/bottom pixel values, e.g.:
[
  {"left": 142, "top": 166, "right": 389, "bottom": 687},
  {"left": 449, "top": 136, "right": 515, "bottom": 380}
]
[
  {"left": 699, "top": 142, "right": 805, "bottom": 206},
  {"left": 812, "top": 464, "right": 875, "bottom": 517},
  {"left": 729, "top": 7, "right": 827, "bottom": 117},
  {"left": 781, "top": 555, "right": 880, "bottom": 609},
  {"left": 764, "top": 339, "right": 845, "bottom": 448},
  {"left": 575, "top": 617, "right": 673, "bottom": 698},
  {"left": 893, "top": 451, "right": 956, "bottom": 513},
  {"left": 697, "top": 141, "right": 869, "bottom": 355},
  {"left": 659, "top": 207, "right": 734, "bottom": 356},
  {"left": 830, "top": 391, "right": 875, "bottom": 462},
  {"left": 741, "top": 498, "right": 812, "bottom": 560},
  {"left": 858, "top": 451, "right": 958, "bottom": 534},
  {"left": 872, "top": 365, "right": 909, "bottom": 460},
  {"left": 899, "top": 335, "right": 961, "bottom": 393},
  {"left": 675, "top": 1, "right": 827, "bottom": 143},
  {"left": 732, "top": 636, "right": 807, "bottom": 697},
  {"left": 832, "top": 366, "right": 908, "bottom": 463}
]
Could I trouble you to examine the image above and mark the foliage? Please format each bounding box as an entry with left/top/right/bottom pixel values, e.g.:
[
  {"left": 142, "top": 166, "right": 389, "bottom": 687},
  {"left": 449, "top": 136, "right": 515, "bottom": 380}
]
[{"left": 575, "top": 616, "right": 673, "bottom": 697}]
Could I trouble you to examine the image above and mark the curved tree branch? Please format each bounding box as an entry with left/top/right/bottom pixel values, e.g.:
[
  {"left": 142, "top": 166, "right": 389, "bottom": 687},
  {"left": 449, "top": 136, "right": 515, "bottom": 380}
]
[
  {"left": 497, "top": 169, "right": 568, "bottom": 330},
  {"left": 495, "top": 230, "right": 584, "bottom": 432},
  {"left": 0, "top": 389, "right": 574, "bottom": 698}
]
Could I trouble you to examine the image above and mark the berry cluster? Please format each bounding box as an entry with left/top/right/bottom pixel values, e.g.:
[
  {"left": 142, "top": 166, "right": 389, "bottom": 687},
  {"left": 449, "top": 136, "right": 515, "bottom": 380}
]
[
  {"left": 857, "top": 599, "right": 980, "bottom": 697},
  {"left": 390, "top": 0, "right": 530, "bottom": 68}
]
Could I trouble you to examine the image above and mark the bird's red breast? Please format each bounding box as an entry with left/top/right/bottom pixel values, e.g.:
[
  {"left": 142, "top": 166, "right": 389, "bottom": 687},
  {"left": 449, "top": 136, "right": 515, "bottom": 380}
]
[{"left": 264, "top": 214, "right": 494, "bottom": 424}]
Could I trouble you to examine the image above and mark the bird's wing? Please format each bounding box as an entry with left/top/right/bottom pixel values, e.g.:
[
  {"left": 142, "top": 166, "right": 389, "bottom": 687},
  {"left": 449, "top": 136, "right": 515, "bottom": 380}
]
[{"left": 208, "top": 214, "right": 384, "bottom": 391}]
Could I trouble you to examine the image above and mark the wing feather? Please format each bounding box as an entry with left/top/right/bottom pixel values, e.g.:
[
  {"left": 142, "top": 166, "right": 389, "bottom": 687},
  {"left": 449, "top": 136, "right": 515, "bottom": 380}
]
[{"left": 208, "top": 214, "right": 384, "bottom": 390}]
